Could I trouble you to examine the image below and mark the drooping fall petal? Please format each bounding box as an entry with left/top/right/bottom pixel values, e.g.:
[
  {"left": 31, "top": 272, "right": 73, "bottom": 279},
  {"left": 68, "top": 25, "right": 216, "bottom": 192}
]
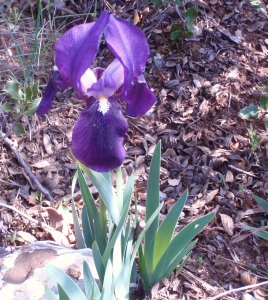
[
  {"left": 72, "top": 98, "right": 128, "bottom": 172},
  {"left": 36, "top": 71, "right": 67, "bottom": 115},
  {"left": 55, "top": 11, "right": 109, "bottom": 97},
  {"left": 124, "top": 81, "right": 156, "bottom": 117}
]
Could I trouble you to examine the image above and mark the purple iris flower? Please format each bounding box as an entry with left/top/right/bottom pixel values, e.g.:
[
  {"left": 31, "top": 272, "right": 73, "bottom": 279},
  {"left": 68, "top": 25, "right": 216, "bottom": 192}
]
[{"left": 36, "top": 10, "right": 156, "bottom": 172}]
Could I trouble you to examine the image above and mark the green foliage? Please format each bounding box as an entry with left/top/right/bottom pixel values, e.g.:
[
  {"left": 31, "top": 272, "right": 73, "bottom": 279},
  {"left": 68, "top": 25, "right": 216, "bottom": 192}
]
[
  {"left": 241, "top": 195, "right": 268, "bottom": 243},
  {"left": 197, "top": 256, "right": 205, "bottom": 264},
  {"left": 1, "top": 80, "right": 41, "bottom": 135},
  {"left": 170, "top": 24, "right": 184, "bottom": 39},
  {"left": 45, "top": 264, "right": 88, "bottom": 300},
  {"left": 170, "top": 7, "right": 198, "bottom": 39},
  {"left": 145, "top": 0, "right": 183, "bottom": 8},
  {"left": 143, "top": 0, "right": 198, "bottom": 39},
  {"left": 260, "top": 95, "right": 268, "bottom": 110},
  {"left": 239, "top": 87, "right": 268, "bottom": 131},
  {"left": 261, "top": 87, "right": 268, "bottom": 130},
  {"left": 50, "top": 163, "right": 147, "bottom": 298},
  {"left": 239, "top": 104, "right": 260, "bottom": 119},
  {"left": 46, "top": 142, "right": 214, "bottom": 298},
  {"left": 184, "top": 7, "right": 198, "bottom": 32},
  {"left": 138, "top": 142, "right": 215, "bottom": 294},
  {"left": 253, "top": 195, "right": 268, "bottom": 214},
  {"left": 0, "top": 1, "right": 46, "bottom": 85},
  {"left": 12, "top": 123, "right": 26, "bottom": 136},
  {"left": 261, "top": 86, "right": 268, "bottom": 93},
  {"left": 247, "top": 124, "right": 261, "bottom": 152},
  {"left": 5, "top": 230, "right": 24, "bottom": 244},
  {"left": 152, "top": 0, "right": 164, "bottom": 8},
  {"left": 240, "top": 224, "right": 268, "bottom": 240},
  {"left": 248, "top": 0, "right": 262, "bottom": 9},
  {"left": 248, "top": 0, "right": 267, "bottom": 15}
]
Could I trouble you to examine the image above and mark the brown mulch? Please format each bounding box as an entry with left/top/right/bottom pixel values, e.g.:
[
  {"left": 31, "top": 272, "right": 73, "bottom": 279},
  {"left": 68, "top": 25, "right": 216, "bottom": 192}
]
[{"left": 1, "top": 0, "right": 268, "bottom": 299}]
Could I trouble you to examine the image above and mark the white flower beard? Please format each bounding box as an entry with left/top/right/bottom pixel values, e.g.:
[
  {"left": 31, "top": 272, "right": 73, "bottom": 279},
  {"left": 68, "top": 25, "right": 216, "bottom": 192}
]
[{"left": 98, "top": 97, "right": 110, "bottom": 115}]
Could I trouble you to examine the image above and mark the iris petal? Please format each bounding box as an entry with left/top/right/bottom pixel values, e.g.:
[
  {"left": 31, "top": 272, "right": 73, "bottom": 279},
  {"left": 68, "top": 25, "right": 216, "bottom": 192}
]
[
  {"left": 80, "top": 69, "right": 97, "bottom": 94},
  {"left": 104, "top": 59, "right": 124, "bottom": 91},
  {"left": 55, "top": 11, "right": 109, "bottom": 97},
  {"left": 36, "top": 71, "right": 67, "bottom": 115},
  {"left": 105, "top": 14, "right": 149, "bottom": 96},
  {"left": 72, "top": 98, "right": 128, "bottom": 172},
  {"left": 124, "top": 81, "right": 156, "bottom": 117},
  {"left": 87, "top": 72, "right": 116, "bottom": 99}
]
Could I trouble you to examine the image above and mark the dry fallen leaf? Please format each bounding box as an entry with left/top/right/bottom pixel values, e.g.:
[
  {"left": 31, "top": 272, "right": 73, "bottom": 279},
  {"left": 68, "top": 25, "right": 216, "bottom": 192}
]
[
  {"left": 47, "top": 228, "right": 70, "bottom": 246},
  {"left": 192, "top": 189, "right": 218, "bottom": 209},
  {"left": 133, "top": 9, "right": 140, "bottom": 25},
  {"left": 8, "top": 167, "right": 22, "bottom": 175},
  {"left": 168, "top": 178, "right": 180, "bottom": 186},
  {"left": 31, "top": 160, "right": 50, "bottom": 168},
  {"left": 17, "top": 231, "right": 37, "bottom": 243},
  {"left": 220, "top": 213, "right": 234, "bottom": 236},
  {"left": 27, "top": 194, "right": 36, "bottom": 205},
  {"left": 43, "top": 133, "right": 53, "bottom": 154},
  {"left": 46, "top": 207, "right": 69, "bottom": 236},
  {"left": 225, "top": 170, "right": 234, "bottom": 182}
]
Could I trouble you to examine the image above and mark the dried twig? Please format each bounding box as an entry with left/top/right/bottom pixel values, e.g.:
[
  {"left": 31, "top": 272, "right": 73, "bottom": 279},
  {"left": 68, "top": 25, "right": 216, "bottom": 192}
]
[
  {"left": 42, "top": 0, "right": 77, "bottom": 15},
  {"left": 0, "top": 132, "right": 10, "bottom": 143},
  {"left": 175, "top": 5, "right": 184, "bottom": 22},
  {"left": 197, "top": 243, "right": 268, "bottom": 277},
  {"left": 1, "top": 133, "right": 55, "bottom": 204},
  {"left": 181, "top": 268, "right": 217, "bottom": 292},
  {"left": 228, "top": 164, "right": 259, "bottom": 179},
  {"left": 128, "top": 121, "right": 147, "bottom": 135},
  {"left": 205, "top": 280, "right": 268, "bottom": 300},
  {"left": 0, "top": 179, "right": 21, "bottom": 187},
  {"left": 0, "top": 200, "right": 56, "bottom": 232}
]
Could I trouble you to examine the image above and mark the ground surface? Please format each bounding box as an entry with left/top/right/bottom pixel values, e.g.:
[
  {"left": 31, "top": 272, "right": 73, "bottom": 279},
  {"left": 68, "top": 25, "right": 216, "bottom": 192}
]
[{"left": 0, "top": 1, "right": 268, "bottom": 299}]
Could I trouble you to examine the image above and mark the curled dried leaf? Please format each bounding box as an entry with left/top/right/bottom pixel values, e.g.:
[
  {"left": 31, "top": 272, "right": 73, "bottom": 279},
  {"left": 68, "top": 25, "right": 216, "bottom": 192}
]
[{"left": 220, "top": 213, "right": 234, "bottom": 236}]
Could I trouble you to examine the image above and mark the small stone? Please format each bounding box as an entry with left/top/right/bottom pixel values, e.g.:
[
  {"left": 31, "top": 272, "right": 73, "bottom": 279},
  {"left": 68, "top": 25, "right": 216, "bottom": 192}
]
[
  {"left": 207, "top": 244, "right": 217, "bottom": 253},
  {"left": 256, "top": 255, "right": 261, "bottom": 264},
  {"left": 55, "top": 91, "right": 63, "bottom": 100},
  {"left": 67, "top": 264, "right": 81, "bottom": 280}
]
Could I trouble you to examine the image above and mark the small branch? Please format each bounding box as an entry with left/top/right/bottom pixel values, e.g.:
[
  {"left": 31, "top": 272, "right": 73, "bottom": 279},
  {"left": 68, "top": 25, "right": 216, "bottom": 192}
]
[
  {"left": 1, "top": 133, "right": 55, "bottom": 204},
  {"left": 181, "top": 268, "right": 216, "bottom": 292},
  {"left": 128, "top": 121, "right": 146, "bottom": 135},
  {"left": 197, "top": 243, "right": 268, "bottom": 278},
  {"left": 0, "top": 201, "right": 56, "bottom": 232},
  {"left": 175, "top": 5, "right": 184, "bottom": 22},
  {"left": 228, "top": 164, "right": 259, "bottom": 179},
  {"left": 41, "top": 0, "right": 77, "bottom": 15},
  {"left": 0, "top": 179, "right": 21, "bottom": 187},
  {"left": 206, "top": 280, "right": 268, "bottom": 300},
  {"left": 0, "top": 130, "right": 12, "bottom": 143}
]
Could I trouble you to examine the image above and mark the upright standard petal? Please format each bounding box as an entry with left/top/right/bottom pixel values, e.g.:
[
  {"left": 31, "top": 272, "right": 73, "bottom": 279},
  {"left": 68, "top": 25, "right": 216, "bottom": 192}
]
[
  {"left": 80, "top": 69, "right": 97, "bottom": 94},
  {"left": 104, "top": 15, "right": 149, "bottom": 95},
  {"left": 55, "top": 11, "right": 109, "bottom": 97},
  {"left": 104, "top": 59, "right": 124, "bottom": 91},
  {"left": 72, "top": 98, "right": 128, "bottom": 172},
  {"left": 36, "top": 71, "right": 67, "bottom": 115},
  {"left": 86, "top": 72, "right": 116, "bottom": 99}
]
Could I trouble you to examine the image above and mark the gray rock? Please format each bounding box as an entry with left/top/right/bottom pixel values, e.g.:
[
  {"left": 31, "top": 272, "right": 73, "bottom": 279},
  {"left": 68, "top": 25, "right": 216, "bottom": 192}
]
[{"left": 0, "top": 241, "right": 98, "bottom": 300}]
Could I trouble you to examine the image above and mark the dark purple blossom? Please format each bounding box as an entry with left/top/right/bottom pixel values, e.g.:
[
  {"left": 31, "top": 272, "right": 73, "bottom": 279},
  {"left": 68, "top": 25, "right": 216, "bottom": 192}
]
[{"left": 37, "top": 10, "right": 156, "bottom": 172}]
